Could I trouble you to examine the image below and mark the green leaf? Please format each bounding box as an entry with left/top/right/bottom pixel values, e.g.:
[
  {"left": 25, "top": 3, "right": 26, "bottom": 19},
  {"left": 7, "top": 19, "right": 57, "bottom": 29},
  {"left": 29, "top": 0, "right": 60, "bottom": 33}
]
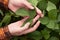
[
  {"left": 41, "top": 28, "right": 50, "bottom": 40},
  {"left": 1, "top": 14, "right": 11, "bottom": 25},
  {"left": 54, "top": 24, "right": 59, "bottom": 30},
  {"left": 46, "top": 1, "right": 56, "bottom": 11},
  {"left": 16, "top": 8, "right": 36, "bottom": 18},
  {"left": 13, "top": 37, "right": 18, "bottom": 40},
  {"left": 16, "top": 8, "right": 29, "bottom": 17},
  {"left": 16, "top": 8, "right": 36, "bottom": 26},
  {"left": 0, "top": 22, "right": 3, "bottom": 27},
  {"left": 27, "top": 31, "right": 42, "bottom": 40},
  {"left": 48, "top": 9, "right": 57, "bottom": 20},
  {"left": 39, "top": 17, "right": 49, "bottom": 25},
  {"left": 0, "top": 10, "right": 4, "bottom": 16},
  {"left": 49, "top": 36, "right": 59, "bottom": 40},
  {"left": 37, "top": 0, "right": 48, "bottom": 10},
  {"left": 49, "top": 0, "right": 59, "bottom": 4},
  {"left": 28, "top": 0, "right": 38, "bottom": 7},
  {"left": 57, "top": 14, "right": 60, "bottom": 22},
  {"left": 29, "top": 9, "right": 36, "bottom": 19},
  {"left": 46, "top": 20, "right": 55, "bottom": 30}
]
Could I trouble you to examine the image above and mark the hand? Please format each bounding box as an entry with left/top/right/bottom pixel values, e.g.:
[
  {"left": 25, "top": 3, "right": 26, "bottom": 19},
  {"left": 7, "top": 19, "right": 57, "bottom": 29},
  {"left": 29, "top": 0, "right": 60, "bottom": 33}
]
[
  {"left": 8, "top": 15, "right": 40, "bottom": 36},
  {"left": 8, "top": 0, "right": 44, "bottom": 17}
]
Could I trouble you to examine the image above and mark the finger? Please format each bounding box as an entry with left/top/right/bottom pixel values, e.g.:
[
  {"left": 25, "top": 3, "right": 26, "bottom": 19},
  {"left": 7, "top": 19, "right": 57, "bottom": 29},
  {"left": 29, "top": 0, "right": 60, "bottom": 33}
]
[
  {"left": 14, "top": 16, "right": 29, "bottom": 27},
  {"left": 35, "top": 7, "right": 44, "bottom": 17},
  {"left": 15, "top": 22, "right": 30, "bottom": 36},
  {"left": 19, "top": 22, "right": 30, "bottom": 32},
  {"left": 32, "top": 15, "right": 40, "bottom": 25},
  {"left": 20, "top": 21, "right": 40, "bottom": 35},
  {"left": 23, "top": 1, "right": 34, "bottom": 9},
  {"left": 12, "top": 22, "right": 30, "bottom": 36}
]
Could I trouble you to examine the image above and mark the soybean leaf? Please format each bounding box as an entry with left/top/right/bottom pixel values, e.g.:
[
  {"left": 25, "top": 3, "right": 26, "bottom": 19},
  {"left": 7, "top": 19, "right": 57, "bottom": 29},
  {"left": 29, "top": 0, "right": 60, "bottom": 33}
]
[
  {"left": 28, "top": 0, "right": 38, "bottom": 7},
  {"left": 27, "top": 31, "right": 42, "bottom": 40},
  {"left": 37, "top": 0, "right": 48, "bottom": 10},
  {"left": 49, "top": 36, "right": 59, "bottom": 40},
  {"left": 54, "top": 23, "right": 59, "bottom": 30},
  {"left": 48, "top": 9, "right": 57, "bottom": 20},
  {"left": 49, "top": 0, "right": 59, "bottom": 4},
  {"left": 46, "top": 20, "right": 55, "bottom": 30},
  {"left": 39, "top": 17, "right": 49, "bottom": 25},
  {"left": 1, "top": 14, "right": 11, "bottom": 25},
  {"left": 0, "top": 10, "right": 4, "bottom": 16},
  {"left": 16, "top": 8, "right": 29, "bottom": 17},
  {"left": 16, "top": 8, "right": 36, "bottom": 18},
  {"left": 46, "top": 1, "right": 56, "bottom": 11},
  {"left": 57, "top": 14, "right": 60, "bottom": 22},
  {"left": 41, "top": 28, "right": 50, "bottom": 40}
]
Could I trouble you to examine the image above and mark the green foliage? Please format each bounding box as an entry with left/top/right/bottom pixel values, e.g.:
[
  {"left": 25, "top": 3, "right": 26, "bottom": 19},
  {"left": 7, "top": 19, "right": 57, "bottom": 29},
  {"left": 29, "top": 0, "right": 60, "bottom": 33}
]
[{"left": 0, "top": 0, "right": 60, "bottom": 40}]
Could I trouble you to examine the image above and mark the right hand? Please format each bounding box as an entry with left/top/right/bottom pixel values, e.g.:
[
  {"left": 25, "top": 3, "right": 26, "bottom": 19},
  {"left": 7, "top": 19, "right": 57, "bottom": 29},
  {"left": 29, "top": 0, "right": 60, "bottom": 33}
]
[{"left": 8, "top": 0, "right": 44, "bottom": 17}]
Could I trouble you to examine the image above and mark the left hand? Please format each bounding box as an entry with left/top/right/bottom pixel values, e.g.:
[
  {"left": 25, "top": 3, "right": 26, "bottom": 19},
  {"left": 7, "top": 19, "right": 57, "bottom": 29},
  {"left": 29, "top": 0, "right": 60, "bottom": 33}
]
[{"left": 8, "top": 15, "right": 40, "bottom": 36}]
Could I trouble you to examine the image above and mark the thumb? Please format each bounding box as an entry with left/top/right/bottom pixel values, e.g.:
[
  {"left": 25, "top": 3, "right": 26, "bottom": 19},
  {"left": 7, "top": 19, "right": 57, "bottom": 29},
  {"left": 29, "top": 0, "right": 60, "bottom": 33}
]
[{"left": 23, "top": 1, "right": 34, "bottom": 9}]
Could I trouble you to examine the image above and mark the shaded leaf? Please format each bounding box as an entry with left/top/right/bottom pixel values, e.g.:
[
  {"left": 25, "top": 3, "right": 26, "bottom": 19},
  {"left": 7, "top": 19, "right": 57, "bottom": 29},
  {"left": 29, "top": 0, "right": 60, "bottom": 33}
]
[
  {"left": 27, "top": 31, "right": 42, "bottom": 40},
  {"left": 37, "top": 0, "right": 48, "bottom": 10},
  {"left": 41, "top": 28, "right": 50, "bottom": 40},
  {"left": 39, "top": 17, "right": 49, "bottom": 25},
  {"left": 48, "top": 9, "right": 57, "bottom": 20},
  {"left": 49, "top": 36, "right": 59, "bottom": 40}
]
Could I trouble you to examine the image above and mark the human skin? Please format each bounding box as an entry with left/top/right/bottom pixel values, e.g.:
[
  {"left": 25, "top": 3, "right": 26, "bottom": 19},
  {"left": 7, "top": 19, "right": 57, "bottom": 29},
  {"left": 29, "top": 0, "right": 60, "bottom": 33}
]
[{"left": 8, "top": 0, "right": 44, "bottom": 36}]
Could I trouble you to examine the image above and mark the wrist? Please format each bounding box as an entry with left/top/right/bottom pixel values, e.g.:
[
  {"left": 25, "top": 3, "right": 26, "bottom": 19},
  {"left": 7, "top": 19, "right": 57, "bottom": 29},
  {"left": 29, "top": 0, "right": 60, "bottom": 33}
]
[
  {"left": 0, "top": 0, "right": 9, "bottom": 10},
  {"left": 3, "top": 26, "right": 12, "bottom": 39},
  {"left": 0, "top": 26, "right": 12, "bottom": 40}
]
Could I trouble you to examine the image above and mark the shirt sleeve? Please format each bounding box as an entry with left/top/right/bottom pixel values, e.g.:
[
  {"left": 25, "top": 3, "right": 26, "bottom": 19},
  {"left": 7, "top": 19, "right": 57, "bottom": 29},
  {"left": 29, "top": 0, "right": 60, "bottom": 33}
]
[
  {"left": 0, "top": 0, "right": 9, "bottom": 10},
  {"left": 0, "top": 26, "right": 12, "bottom": 40}
]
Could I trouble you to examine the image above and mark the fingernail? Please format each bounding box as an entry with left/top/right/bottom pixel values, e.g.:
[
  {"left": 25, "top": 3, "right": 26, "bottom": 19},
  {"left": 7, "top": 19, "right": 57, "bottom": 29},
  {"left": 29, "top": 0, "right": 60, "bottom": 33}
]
[
  {"left": 27, "top": 22, "right": 30, "bottom": 25},
  {"left": 38, "top": 21, "right": 40, "bottom": 23},
  {"left": 30, "top": 6, "right": 34, "bottom": 9},
  {"left": 41, "top": 14, "right": 44, "bottom": 17}
]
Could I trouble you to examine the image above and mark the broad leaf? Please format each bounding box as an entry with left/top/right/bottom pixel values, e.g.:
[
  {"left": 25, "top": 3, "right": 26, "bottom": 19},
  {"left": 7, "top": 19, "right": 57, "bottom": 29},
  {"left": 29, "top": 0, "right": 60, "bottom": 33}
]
[
  {"left": 41, "top": 28, "right": 50, "bottom": 40},
  {"left": 39, "top": 17, "right": 49, "bottom": 25},
  {"left": 16, "top": 8, "right": 29, "bottom": 17},
  {"left": 37, "top": 0, "right": 48, "bottom": 10},
  {"left": 27, "top": 31, "right": 42, "bottom": 40},
  {"left": 49, "top": 36, "right": 59, "bottom": 40},
  {"left": 46, "top": 1, "right": 56, "bottom": 11},
  {"left": 46, "top": 20, "right": 55, "bottom": 30},
  {"left": 48, "top": 9, "right": 57, "bottom": 20}
]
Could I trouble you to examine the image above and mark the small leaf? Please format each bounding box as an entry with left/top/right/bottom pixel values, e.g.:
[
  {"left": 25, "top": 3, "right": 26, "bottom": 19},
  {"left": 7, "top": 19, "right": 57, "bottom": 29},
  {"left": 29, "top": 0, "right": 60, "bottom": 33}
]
[
  {"left": 0, "top": 10, "right": 4, "bottom": 16},
  {"left": 57, "top": 14, "right": 60, "bottom": 22}
]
